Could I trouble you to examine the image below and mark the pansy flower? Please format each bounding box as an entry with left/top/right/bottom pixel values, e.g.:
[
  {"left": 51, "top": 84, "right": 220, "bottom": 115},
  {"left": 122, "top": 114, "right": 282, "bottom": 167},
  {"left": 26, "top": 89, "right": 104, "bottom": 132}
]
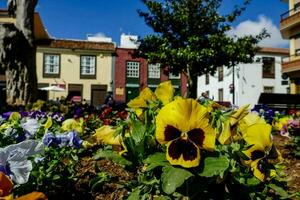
[
  {"left": 127, "top": 81, "right": 174, "bottom": 116},
  {"left": 0, "top": 140, "right": 44, "bottom": 184},
  {"left": 61, "top": 118, "right": 84, "bottom": 134},
  {"left": 156, "top": 98, "right": 216, "bottom": 168},
  {"left": 241, "top": 123, "right": 282, "bottom": 181},
  {"left": 83, "top": 125, "right": 122, "bottom": 147}
]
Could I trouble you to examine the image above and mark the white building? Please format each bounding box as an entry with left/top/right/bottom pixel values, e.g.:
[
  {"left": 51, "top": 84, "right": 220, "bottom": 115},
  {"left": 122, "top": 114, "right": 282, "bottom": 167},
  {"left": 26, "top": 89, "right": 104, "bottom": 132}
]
[{"left": 197, "top": 47, "right": 290, "bottom": 107}]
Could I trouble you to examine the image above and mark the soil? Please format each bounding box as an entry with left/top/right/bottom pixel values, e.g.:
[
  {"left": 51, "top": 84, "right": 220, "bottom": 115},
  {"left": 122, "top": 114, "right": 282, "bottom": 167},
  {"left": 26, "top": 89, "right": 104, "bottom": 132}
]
[
  {"left": 75, "top": 157, "right": 134, "bottom": 200},
  {"left": 273, "top": 134, "right": 300, "bottom": 195}
]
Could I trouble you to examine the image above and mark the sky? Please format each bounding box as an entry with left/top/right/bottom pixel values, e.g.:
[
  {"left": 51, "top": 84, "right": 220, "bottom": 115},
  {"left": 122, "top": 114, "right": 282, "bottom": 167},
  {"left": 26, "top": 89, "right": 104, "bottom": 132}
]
[{"left": 0, "top": 0, "right": 289, "bottom": 47}]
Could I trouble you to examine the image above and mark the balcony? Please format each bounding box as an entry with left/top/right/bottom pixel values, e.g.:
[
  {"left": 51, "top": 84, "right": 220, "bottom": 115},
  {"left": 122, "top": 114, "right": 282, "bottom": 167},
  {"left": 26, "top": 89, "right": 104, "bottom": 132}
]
[
  {"left": 282, "top": 52, "right": 300, "bottom": 76},
  {"left": 280, "top": 3, "right": 300, "bottom": 38}
]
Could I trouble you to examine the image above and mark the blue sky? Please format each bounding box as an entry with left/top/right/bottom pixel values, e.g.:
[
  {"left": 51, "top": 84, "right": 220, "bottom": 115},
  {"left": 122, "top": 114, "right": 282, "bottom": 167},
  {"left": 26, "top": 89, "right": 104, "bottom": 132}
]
[{"left": 0, "top": 0, "right": 289, "bottom": 47}]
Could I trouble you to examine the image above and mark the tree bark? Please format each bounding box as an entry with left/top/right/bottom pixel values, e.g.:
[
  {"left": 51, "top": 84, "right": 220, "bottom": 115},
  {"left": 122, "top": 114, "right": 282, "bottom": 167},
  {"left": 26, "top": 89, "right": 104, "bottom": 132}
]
[
  {"left": 0, "top": 0, "right": 38, "bottom": 106},
  {"left": 187, "top": 66, "right": 198, "bottom": 99}
]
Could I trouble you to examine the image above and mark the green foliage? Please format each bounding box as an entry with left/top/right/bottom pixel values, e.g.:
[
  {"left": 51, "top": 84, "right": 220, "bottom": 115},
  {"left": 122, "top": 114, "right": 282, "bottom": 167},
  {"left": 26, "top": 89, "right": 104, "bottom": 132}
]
[
  {"left": 138, "top": 0, "right": 268, "bottom": 97},
  {"left": 161, "top": 166, "right": 193, "bottom": 194},
  {"left": 143, "top": 152, "right": 170, "bottom": 171},
  {"left": 198, "top": 156, "right": 230, "bottom": 178}
]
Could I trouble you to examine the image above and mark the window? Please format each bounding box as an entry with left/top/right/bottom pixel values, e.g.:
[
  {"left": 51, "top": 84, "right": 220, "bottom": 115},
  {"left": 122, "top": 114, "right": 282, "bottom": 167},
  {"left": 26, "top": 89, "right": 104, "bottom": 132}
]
[
  {"left": 262, "top": 57, "right": 275, "bottom": 79},
  {"left": 80, "top": 56, "right": 96, "bottom": 79},
  {"left": 169, "top": 72, "right": 181, "bottom": 79},
  {"left": 218, "top": 66, "right": 224, "bottom": 82},
  {"left": 43, "top": 54, "right": 60, "bottom": 78},
  {"left": 126, "top": 61, "right": 140, "bottom": 78},
  {"left": 218, "top": 88, "right": 223, "bottom": 102},
  {"left": 205, "top": 74, "right": 209, "bottom": 85},
  {"left": 148, "top": 64, "right": 160, "bottom": 78},
  {"left": 263, "top": 86, "right": 274, "bottom": 93}
]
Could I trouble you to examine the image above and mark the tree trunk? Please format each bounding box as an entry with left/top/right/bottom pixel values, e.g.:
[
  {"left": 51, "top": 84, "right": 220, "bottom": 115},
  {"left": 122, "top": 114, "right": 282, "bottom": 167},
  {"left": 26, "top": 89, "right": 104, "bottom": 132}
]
[
  {"left": 187, "top": 67, "right": 198, "bottom": 99},
  {"left": 0, "top": 0, "right": 38, "bottom": 106}
]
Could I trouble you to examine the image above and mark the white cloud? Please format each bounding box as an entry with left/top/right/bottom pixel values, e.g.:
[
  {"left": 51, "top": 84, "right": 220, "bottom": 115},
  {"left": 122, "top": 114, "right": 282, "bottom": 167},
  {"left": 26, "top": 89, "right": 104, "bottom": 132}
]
[
  {"left": 228, "top": 15, "right": 289, "bottom": 48},
  {"left": 89, "top": 32, "right": 107, "bottom": 38}
]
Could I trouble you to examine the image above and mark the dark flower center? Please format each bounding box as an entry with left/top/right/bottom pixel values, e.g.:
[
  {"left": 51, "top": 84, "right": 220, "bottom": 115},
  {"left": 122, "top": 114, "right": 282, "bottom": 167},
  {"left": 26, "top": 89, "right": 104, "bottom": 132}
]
[
  {"left": 187, "top": 128, "right": 205, "bottom": 147},
  {"left": 168, "top": 138, "right": 198, "bottom": 161},
  {"left": 164, "top": 125, "right": 181, "bottom": 141},
  {"left": 251, "top": 150, "right": 265, "bottom": 160}
]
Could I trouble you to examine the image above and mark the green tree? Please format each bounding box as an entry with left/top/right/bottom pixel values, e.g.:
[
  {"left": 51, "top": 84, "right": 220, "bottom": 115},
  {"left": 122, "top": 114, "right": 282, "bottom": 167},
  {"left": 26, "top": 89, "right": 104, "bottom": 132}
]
[{"left": 138, "top": 0, "right": 268, "bottom": 98}]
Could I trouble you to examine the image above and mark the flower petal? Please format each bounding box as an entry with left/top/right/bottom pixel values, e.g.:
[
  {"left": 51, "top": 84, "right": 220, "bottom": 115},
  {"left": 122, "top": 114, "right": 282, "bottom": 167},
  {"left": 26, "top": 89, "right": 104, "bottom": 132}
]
[
  {"left": 92, "top": 125, "right": 122, "bottom": 146},
  {"left": 155, "top": 81, "right": 174, "bottom": 105},
  {"left": 166, "top": 139, "right": 200, "bottom": 168},
  {"left": 251, "top": 159, "right": 265, "bottom": 182},
  {"left": 243, "top": 123, "right": 273, "bottom": 151},
  {"left": 0, "top": 172, "right": 13, "bottom": 197},
  {"left": 127, "top": 87, "right": 156, "bottom": 108}
]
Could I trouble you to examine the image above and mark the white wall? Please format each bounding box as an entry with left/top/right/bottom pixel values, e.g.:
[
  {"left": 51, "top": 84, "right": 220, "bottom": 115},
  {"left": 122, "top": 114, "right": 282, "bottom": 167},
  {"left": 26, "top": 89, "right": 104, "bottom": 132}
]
[{"left": 197, "top": 52, "right": 289, "bottom": 108}]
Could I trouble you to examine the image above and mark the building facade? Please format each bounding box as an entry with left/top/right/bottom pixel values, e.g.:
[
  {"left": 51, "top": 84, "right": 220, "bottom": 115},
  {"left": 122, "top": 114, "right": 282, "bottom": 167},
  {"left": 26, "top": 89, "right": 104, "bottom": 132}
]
[
  {"left": 114, "top": 34, "right": 188, "bottom": 103},
  {"left": 197, "top": 47, "right": 289, "bottom": 107},
  {"left": 36, "top": 39, "right": 115, "bottom": 107},
  {"left": 280, "top": 0, "right": 300, "bottom": 94}
]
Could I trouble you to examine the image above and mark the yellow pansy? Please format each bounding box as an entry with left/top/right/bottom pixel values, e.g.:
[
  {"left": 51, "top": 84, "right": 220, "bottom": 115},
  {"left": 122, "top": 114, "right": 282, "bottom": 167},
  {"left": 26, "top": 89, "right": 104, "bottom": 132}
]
[
  {"left": 242, "top": 123, "right": 282, "bottom": 181},
  {"left": 156, "top": 98, "right": 216, "bottom": 168},
  {"left": 84, "top": 125, "right": 122, "bottom": 147},
  {"left": 127, "top": 81, "right": 174, "bottom": 115},
  {"left": 61, "top": 118, "right": 84, "bottom": 134}
]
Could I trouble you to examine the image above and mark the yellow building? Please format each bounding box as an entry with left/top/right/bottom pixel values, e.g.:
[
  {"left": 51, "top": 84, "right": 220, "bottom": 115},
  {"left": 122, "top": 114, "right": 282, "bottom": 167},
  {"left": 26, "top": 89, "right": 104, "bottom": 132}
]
[
  {"left": 0, "top": 10, "right": 115, "bottom": 107},
  {"left": 36, "top": 39, "right": 115, "bottom": 106},
  {"left": 280, "top": 0, "right": 300, "bottom": 94}
]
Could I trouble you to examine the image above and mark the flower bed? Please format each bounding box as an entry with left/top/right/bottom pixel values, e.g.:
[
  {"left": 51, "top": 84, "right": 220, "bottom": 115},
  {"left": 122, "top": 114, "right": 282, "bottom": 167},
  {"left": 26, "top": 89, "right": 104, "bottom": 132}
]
[{"left": 0, "top": 81, "right": 299, "bottom": 199}]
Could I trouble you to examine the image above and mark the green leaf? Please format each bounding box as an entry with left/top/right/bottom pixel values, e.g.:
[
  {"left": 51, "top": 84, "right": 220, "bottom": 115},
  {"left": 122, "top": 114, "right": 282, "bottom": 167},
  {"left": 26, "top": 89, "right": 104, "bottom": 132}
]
[
  {"left": 198, "top": 156, "right": 230, "bottom": 178},
  {"left": 93, "top": 149, "right": 132, "bottom": 167},
  {"left": 154, "top": 196, "right": 171, "bottom": 200},
  {"left": 268, "top": 184, "right": 289, "bottom": 198},
  {"left": 143, "top": 152, "right": 170, "bottom": 171},
  {"left": 131, "top": 120, "right": 146, "bottom": 144},
  {"left": 127, "top": 187, "right": 141, "bottom": 200},
  {"left": 161, "top": 166, "right": 193, "bottom": 195}
]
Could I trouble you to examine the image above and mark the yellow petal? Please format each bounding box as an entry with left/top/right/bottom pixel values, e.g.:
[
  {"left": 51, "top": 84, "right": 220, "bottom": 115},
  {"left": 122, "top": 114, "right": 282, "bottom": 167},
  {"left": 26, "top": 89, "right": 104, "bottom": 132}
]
[
  {"left": 272, "top": 117, "right": 291, "bottom": 131},
  {"left": 155, "top": 81, "right": 174, "bottom": 105},
  {"left": 8, "top": 112, "right": 21, "bottom": 121},
  {"left": 238, "top": 113, "right": 266, "bottom": 134},
  {"left": 230, "top": 104, "right": 250, "bottom": 126},
  {"left": 43, "top": 117, "right": 53, "bottom": 130},
  {"left": 93, "top": 125, "right": 122, "bottom": 146},
  {"left": 0, "top": 194, "right": 13, "bottom": 200},
  {"left": 250, "top": 160, "right": 265, "bottom": 182},
  {"left": 218, "top": 120, "right": 232, "bottom": 145},
  {"left": 127, "top": 87, "right": 156, "bottom": 108},
  {"left": 243, "top": 123, "right": 273, "bottom": 151}
]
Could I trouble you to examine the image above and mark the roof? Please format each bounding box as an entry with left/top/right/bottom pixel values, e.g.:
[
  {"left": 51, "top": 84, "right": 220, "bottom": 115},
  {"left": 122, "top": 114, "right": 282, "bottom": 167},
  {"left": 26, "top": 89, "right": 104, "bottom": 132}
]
[
  {"left": 258, "top": 47, "right": 289, "bottom": 55},
  {"left": 37, "top": 39, "right": 115, "bottom": 52}
]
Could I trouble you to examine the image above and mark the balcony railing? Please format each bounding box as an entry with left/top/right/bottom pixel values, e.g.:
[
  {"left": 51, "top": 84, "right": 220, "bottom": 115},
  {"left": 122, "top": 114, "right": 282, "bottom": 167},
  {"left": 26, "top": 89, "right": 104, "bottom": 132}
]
[
  {"left": 282, "top": 49, "right": 300, "bottom": 63},
  {"left": 281, "top": 2, "right": 300, "bottom": 21}
]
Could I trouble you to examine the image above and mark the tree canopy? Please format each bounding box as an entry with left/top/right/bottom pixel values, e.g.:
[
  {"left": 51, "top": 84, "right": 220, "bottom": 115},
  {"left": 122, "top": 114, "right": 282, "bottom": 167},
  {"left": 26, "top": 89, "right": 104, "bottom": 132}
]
[{"left": 138, "top": 0, "right": 268, "bottom": 98}]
